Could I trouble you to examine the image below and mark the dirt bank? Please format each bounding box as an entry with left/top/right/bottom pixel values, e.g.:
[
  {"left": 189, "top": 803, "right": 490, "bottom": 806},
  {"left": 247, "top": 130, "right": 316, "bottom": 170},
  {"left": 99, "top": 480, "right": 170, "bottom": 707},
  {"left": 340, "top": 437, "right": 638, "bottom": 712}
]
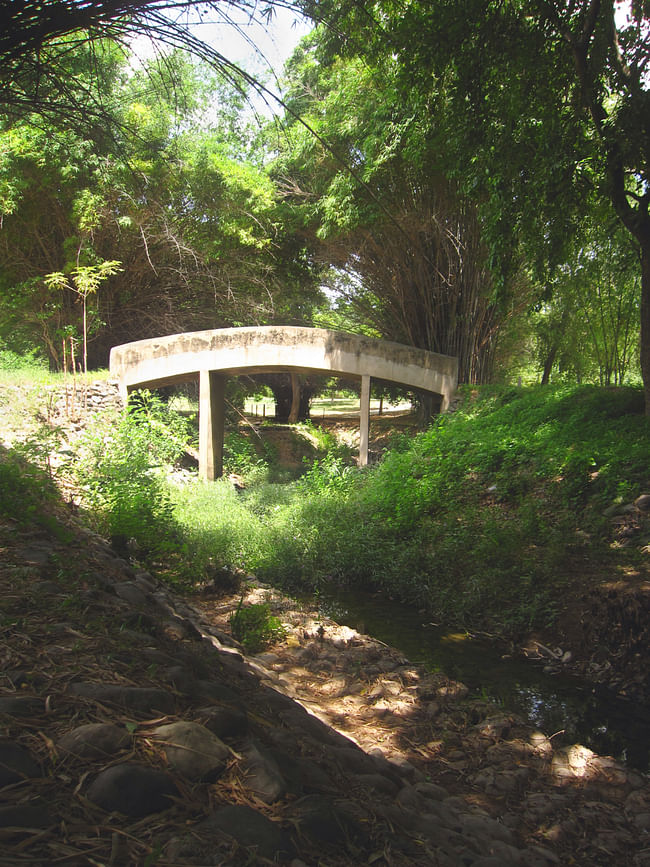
[{"left": 2, "top": 503, "right": 649, "bottom": 866}]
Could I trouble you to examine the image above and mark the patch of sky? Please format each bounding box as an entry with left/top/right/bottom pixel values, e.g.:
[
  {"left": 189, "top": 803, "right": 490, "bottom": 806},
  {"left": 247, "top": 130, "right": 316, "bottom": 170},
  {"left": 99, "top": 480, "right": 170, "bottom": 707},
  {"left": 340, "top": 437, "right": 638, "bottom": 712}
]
[{"left": 129, "top": 4, "right": 312, "bottom": 118}]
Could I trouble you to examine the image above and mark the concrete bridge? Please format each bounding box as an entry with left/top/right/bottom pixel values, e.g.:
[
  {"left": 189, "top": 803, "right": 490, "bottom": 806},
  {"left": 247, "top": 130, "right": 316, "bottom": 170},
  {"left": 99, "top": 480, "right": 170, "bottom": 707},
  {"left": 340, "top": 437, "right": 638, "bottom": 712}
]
[{"left": 109, "top": 326, "right": 459, "bottom": 479}]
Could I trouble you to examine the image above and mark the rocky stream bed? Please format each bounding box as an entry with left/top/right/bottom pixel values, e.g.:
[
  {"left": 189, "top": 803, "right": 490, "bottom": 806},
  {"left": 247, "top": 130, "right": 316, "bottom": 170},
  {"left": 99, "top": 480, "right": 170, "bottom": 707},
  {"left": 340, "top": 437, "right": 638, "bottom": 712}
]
[{"left": 1, "top": 505, "right": 650, "bottom": 866}]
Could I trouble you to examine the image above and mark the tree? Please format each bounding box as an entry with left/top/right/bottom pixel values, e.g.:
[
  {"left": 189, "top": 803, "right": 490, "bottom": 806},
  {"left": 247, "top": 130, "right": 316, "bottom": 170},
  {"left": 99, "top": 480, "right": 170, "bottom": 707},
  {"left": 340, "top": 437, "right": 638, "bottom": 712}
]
[
  {"left": 0, "top": 0, "right": 312, "bottom": 132},
  {"left": 273, "top": 42, "right": 519, "bottom": 385},
  {"left": 530, "top": 210, "right": 641, "bottom": 386},
  {"left": 299, "top": 0, "right": 650, "bottom": 411},
  {"left": 0, "top": 42, "right": 324, "bottom": 368},
  {"left": 45, "top": 261, "right": 123, "bottom": 374}
]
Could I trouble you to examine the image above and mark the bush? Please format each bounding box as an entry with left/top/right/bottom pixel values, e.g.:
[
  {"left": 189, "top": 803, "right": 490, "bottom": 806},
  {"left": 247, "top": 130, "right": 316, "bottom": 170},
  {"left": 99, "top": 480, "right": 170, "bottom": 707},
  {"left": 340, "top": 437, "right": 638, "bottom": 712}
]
[
  {"left": 73, "top": 390, "right": 189, "bottom": 559},
  {"left": 229, "top": 599, "right": 286, "bottom": 653},
  {"left": 0, "top": 446, "right": 55, "bottom": 524},
  {"left": 0, "top": 346, "right": 46, "bottom": 373},
  {"left": 223, "top": 431, "right": 268, "bottom": 477}
]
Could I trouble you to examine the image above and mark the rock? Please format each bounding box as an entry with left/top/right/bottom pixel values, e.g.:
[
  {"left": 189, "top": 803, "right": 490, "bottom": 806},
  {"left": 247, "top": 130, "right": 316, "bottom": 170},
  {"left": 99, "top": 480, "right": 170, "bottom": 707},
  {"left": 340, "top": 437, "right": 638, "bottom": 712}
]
[
  {"left": 121, "top": 610, "right": 158, "bottom": 634},
  {"left": 134, "top": 571, "right": 156, "bottom": 592},
  {"left": 0, "top": 696, "right": 45, "bottom": 717},
  {"left": 381, "top": 752, "right": 423, "bottom": 782},
  {"left": 437, "top": 681, "right": 470, "bottom": 700},
  {"left": 114, "top": 581, "right": 150, "bottom": 607},
  {"left": 330, "top": 744, "right": 381, "bottom": 775},
  {"left": 551, "top": 744, "right": 595, "bottom": 779},
  {"left": 414, "top": 780, "right": 450, "bottom": 801},
  {"left": 396, "top": 784, "right": 427, "bottom": 810},
  {"left": 635, "top": 493, "right": 650, "bottom": 512},
  {"left": 460, "top": 813, "right": 514, "bottom": 845},
  {"left": 140, "top": 647, "right": 175, "bottom": 666},
  {"left": 524, "top": 845, "right": 560, "bottom": 866},
  {"left": 355, "top": 772, "right": 399, "bottom": 795},
  {"left": 0, "top": 804, "right": 51, "bottom": 834},
  {"left": 189, "top": 679, "right": 241, "bottom": 704},
  {"left": 0, "top": 741, "right": 42, "bottom": 787},
  {"left": 475, "top": 715, "right": 512, "bottom": 739},
  {"left": 278, "top": 707, "right": 346, "bottom": 746},
  {"left": 472, "top": 766, "right": 530, "bottom": 794},
  {"left": 241, "top": 740, "right": 287, "bottom": 803},
  {"left": 197, "top": 704, "right": 248, "bottom": 739},
  {"left": 56, "top": 723, "right": 131, "bottom": 760},
  {"left": 68, "top": 682, "right": 175, "bottom": 714},
  {"left": 160, "top": 665, "right": 193, "bottom": 688},
  {"left": 200, "top": 804, "right": 294, "bottom": 859},
  {"left": 268, "top": 749, "right": 336, "bottom": 795},
  {"left": 16, "top": 546, "right": 52, "bottom": 566},
  {"left": 86, "top": 763, "right": 179, "bottom": 816},
  {"left": 150, "top": 721, "right": 229, "bottom": 782},
  {"left": 31, "top": 580, "right": 62, "bottom": 594},
  {"left": 288, "top": 794, "right": 370, "bottom": 849}
]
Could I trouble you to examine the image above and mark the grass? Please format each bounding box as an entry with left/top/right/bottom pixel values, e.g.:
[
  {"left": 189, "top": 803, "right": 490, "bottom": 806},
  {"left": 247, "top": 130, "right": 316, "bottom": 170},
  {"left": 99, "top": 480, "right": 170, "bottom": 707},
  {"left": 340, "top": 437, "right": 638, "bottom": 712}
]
[
  {"left": 169, "top": 384, "right": 649, "bottom": 635},
  {"left": 2, "top": 364, "right": 647, "bottom": 638},
  {"left": 0, "top": 351, "right": 113, "bottom": 387}
]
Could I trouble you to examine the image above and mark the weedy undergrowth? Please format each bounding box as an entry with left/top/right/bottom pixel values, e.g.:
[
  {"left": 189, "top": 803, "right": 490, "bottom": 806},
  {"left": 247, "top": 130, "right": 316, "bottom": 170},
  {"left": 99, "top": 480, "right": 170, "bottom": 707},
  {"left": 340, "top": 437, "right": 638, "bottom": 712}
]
[
  {"left": 229, "top": 597, "right": 286, "bottom": 653},
  {"left": 171, "top": 384, "right": 649, "bottom": 635},
  {"left": 72, "top": 390, "right": 190, "bottom": 560}
]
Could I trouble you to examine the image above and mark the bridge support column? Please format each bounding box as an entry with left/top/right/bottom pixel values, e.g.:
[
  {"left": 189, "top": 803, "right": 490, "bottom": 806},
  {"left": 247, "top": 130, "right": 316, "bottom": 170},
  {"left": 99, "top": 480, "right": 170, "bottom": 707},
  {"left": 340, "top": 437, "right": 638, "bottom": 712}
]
[
  {"left": 199, "top": 370, "right": 225, "bottom": 480},
  {"left": 359, "top": 374, "right": 370, "bottom": 467}
]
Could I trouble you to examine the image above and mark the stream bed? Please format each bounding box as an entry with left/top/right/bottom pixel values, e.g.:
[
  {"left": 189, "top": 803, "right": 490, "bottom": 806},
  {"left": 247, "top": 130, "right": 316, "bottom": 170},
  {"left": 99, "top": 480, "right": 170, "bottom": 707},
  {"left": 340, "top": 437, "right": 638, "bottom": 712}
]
[{"left": 313, "top": 586, "right": 650, "bottom": 772}]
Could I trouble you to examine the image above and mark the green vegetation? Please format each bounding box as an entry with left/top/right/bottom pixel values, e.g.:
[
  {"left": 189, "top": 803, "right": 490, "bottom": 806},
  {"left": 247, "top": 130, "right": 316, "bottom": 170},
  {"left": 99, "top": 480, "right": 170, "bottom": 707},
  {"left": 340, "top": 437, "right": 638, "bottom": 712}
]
[
  {"left": 2, "top": 2, "right": 649, "bottom": 418},
  {"left": 72, "top": 390, "right": 189, "bottom": 560},
  {"left": 1, "top": 371, "right": 647, "bottom": 638},
  {"left": 2, "top": 1, "right": 650, "bottom": 645},
  {"left": 0, "top": 446, "right": 56, "bottom": 525},
  {"left": 168, "top": 384, "right": 648, "bottom": 635},
  {"left": 229, "top": 598, "right": 287, "bottom": 654}
]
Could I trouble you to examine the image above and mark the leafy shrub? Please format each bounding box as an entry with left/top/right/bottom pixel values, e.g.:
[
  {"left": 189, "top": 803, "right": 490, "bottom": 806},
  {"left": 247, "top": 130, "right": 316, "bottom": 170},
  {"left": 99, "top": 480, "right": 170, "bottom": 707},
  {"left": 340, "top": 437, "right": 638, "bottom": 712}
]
[
  {"left": 0, "top": 446, "right": 73, "bottom": 540},
  {"left": 0, "top": 346, "right": 46, "bottom": 373},
  {"left": 223, "top": 431, "right": 267, "bottom": 477},
  {"left": 170, "top": 478, "right": 266, "bottom": 576},
  {"left": 299, "top": 448, "right": 356, "bottom": 496},
  {"left": 73, "top": 390, "right": 189, "bottom": 558},
  {"left": 229, "top": 599, "right": 286, "bottom": 653},
  {"left": 0, "top": 446, "right": 55, "bottom": 524}
]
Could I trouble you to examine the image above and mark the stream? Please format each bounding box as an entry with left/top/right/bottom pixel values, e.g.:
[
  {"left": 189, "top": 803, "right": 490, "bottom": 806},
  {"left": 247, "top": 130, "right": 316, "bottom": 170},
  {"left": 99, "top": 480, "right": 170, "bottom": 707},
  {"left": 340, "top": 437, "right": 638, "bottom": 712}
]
[{"left": 313, "top": 586, "right": 650, "bottom": 772}]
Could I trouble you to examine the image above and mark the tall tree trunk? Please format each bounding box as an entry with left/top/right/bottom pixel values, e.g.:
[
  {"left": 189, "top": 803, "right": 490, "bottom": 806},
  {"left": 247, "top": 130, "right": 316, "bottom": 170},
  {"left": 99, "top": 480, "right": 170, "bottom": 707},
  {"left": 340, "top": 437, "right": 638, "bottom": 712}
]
[
  {"left": 540, "top": 344, "right": 559, "bottom": 385},
  {"left": 641, "top": 246, "right": 650, "bottom": 416}
]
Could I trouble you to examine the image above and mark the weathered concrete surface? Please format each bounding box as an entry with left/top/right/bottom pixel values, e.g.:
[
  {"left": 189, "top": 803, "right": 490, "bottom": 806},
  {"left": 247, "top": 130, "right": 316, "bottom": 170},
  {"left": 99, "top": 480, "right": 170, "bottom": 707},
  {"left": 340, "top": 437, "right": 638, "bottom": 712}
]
[
  {"left": 109, "top": 327, "right": 459, "bottom": 477},
  {"left": 110, "top": 327, "right": 458, "bottom": 404}
]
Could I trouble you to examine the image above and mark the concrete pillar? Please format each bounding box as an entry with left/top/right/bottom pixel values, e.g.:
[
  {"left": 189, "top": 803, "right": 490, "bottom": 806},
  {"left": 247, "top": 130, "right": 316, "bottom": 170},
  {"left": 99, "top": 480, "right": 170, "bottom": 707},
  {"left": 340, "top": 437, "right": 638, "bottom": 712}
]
[
  {"left": 199, "top": 370, "right": 225, "bottom": 480},
  {"left": 359, "top": 374, "right": 371, "bottom": 467}
]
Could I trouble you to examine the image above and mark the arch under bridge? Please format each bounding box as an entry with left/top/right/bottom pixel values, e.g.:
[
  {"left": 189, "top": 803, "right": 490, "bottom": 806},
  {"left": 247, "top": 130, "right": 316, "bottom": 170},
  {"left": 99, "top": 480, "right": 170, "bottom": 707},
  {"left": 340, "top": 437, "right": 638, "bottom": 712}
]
[{"left": 109, "top": 326, "right": 459, "bottom": 479}]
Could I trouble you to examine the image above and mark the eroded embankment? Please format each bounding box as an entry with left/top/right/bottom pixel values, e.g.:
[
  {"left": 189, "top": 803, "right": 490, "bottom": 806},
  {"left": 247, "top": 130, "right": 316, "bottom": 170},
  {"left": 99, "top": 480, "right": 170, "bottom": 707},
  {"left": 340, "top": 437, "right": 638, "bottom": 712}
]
[{"left": 1, "top": 501, "right": 649, "bottom": 866}]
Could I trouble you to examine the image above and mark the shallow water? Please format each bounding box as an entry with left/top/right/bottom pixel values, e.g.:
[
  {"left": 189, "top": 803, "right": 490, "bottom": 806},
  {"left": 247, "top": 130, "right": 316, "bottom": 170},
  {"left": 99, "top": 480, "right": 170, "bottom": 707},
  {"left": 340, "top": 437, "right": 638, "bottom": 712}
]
[{"left": 315, "top": 587, "right": 650, "bottom": 771}]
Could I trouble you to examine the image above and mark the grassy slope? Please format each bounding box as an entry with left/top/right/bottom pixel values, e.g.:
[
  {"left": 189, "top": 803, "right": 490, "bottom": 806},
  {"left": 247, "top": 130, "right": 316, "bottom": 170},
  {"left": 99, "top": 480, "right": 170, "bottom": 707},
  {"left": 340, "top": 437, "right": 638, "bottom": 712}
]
[
  {"left": 173, "top": 384, "right": 650, "bottom": 638},
  {"left": 1, "top": 368, "right": 648, "bottom": 644}
]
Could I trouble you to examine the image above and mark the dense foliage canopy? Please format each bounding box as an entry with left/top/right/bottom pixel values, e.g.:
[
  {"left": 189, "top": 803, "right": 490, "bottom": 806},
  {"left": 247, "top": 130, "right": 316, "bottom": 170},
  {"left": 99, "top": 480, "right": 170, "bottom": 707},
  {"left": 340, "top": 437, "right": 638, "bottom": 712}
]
[
  {"left": 297, "top": 0, "right": 650, "bottom": 409},
  {"left": 0, "top": 0, "right": 648, "bottom": 406}
]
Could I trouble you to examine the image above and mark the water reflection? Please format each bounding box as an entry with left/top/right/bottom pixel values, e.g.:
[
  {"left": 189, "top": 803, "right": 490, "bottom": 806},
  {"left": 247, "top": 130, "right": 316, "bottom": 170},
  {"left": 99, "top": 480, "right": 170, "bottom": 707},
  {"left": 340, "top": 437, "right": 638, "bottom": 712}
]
[{"left": 315, "top": 588, "right": 649, "bottom": 771}]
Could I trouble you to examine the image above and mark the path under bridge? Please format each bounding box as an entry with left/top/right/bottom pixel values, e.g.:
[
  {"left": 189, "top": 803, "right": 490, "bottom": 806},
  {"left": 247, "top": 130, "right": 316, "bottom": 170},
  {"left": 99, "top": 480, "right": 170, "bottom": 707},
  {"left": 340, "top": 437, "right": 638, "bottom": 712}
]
[{"left": 109, "top": 326, "right": 459, "bottom": 479}]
